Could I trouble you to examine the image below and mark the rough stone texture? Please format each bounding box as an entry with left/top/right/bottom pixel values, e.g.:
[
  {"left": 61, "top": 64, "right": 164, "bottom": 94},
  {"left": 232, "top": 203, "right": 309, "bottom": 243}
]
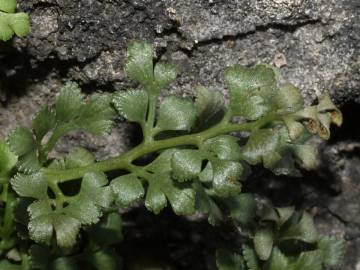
[{"left": 0, "top": 0, "right": 359, "bottom": 268}]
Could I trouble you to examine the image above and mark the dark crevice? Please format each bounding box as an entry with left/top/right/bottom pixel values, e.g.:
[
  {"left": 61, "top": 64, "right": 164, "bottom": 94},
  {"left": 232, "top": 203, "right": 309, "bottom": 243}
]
[
  {"left": 155, "top": 22, "right": 196, "bottom": 59},
  {"left": 345, "top": 231, "right": 360, "bottom": 241},
  {"left": 245, "top": 162, "right": 343, "bottom": 210},
  {"left": 107, "top": 169, "right": 131, "bottom": 180},
  {"left": 120, "top": 207, "right": 221, "bottom": 269},
  {"left": 127, "top": 122, "right": 144, "bottom": 147},
  {"left": 0, "top": 44, "right": 114, "bottom": 101},
  {"left": 326, "top": 207, "right": 349, "bottom": 226},
  {"left": 182, "top": 19, "right": 321, "bottom": 53},
  {"left": 255, "top": 19, "right": 321, "bottom": 33},
  {"left": 156, "top": 22, "right": 182, "bottom": 39},
  {"left": 329, "top": 101, "right": 360, "bottom": 143},
  {"left": 58, "top": 179, "right": 82, "bottom": 197},
  {"left": 0, "top": 57, "right": 74, "bottom": 102},
  {"left": 18, "top": 0, "right": 60, "bottom": 10},
  {"left": 30, "top": 2, "right": 60, "bottom": 10},
  {"left": 47, "top": 187, "right": 56, "bottom": 199}
]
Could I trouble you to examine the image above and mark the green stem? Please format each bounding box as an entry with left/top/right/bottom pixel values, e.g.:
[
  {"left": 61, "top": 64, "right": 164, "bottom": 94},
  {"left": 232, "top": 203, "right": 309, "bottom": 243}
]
[
  {"left": 21, "top": 253, "right": 30, "bottom": 270},
  {"left": 128, "top": 164, "right": 153, "bottom": 180},
  {"left": 42, "top": 113, "right": 278, "bottom": 184},
  {"left": 43, "top": 125, "right": 72, "bottom": 155},
  {"left": 0, "top": 184, "right": 15, "bottom": 251},
  {"left": 144, "top": 93, "right": 157, "bottom": 142},
  {"left": 1, "top": 192, "right": 14, "bottom": 239}
]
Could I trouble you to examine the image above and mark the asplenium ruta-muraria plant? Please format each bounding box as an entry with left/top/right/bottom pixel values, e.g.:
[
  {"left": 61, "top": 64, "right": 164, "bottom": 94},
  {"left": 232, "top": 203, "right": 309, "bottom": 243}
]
[
  {"left": 0, "top": 41, "right": 345, "bottom": 269},
  {"left": 0, "top": 0, "right": 29, "bottom": 41}
]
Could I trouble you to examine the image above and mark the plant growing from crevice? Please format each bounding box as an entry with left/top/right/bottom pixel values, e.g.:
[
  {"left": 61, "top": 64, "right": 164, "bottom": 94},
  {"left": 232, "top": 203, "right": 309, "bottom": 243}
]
[
  {"left": 0, "top": 0, "right": 29, "bottom": 41},
  {"left": 0, "top": 41, "right": 345, "bottom": 269}
]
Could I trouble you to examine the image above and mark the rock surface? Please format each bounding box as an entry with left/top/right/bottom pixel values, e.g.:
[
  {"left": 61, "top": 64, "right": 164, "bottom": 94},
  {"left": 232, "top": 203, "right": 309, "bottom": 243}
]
[{"left": 0, "top": 0, "right": 359, "bottom": 269}]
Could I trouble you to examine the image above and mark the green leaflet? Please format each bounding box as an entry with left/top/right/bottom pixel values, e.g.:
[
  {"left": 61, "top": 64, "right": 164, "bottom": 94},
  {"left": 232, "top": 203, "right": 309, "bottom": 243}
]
[
  {"left": 144, "top": 176, "right": 167, "bottom": 214},
  {"left": 113, "top": 89, "right": 148, "bottom": 124},
  {"left": 0, "top": 260, "right": 22, "bottom": 270},
  {"left": 48, "top": 147, "right": 95, "bottom": 170},
  {"left": 204, "top": 135, "right": 242, "bottom": 161},
  {"left": 0, "top": 0, "right": 17, "bottom": 13},
  {"left": 274, "top": 83, "right": 304, "bottom": 113},
  {"left": 225, "top": 64, "right": 277, "bottom": 120},
  {"left": 12, "top": 197, "right": 31, "bottom": 233},
  {"left": 198, "top": 161, "right": 213, "bottom": 183},
  {"left": 7, "top": 12, "right": 29, "bottom": 36},
  {"left": 225, "top": 193, "right": 257, "bottom": 225},
  {"left": 7, "top": 83, "right": 114, "bottom": 172},
  {"left": 317, "top": 92, "right": 343, "bottom": 126},
  {"left": 283, "top": 116, "right": 306, "bottom": 140},
  {"left": 19, "top": 172, "right": 112, "bottom": 248},
  {"left": 49, "top": 82, "right": 114, "bottom": 137},
  {"left": 255, "top": 126, "right": 318, "bottom": 174},
  {"left": 0, "top": 0, "right": 29, "bottom": 41},
  {"left": 65, "top": 172, "right": 113, "bottom": 225},
  {"left": 212, "top": 159, "right": 243, "bottom": 197},
  {"left": 153, "top": 62, "right": 177, "bottom": 91},
  {"left": 64, "top": 148, "right": 95, "bottom": 168},
  {"left": 292, "top": 144, "right": 317, "bottom": 170},
  {"left": 0, "top": 139, "right": 17, "bottom": 183},
  {"left": 11, "top": 173, "right": 48, "bottom": 200},
  {"left": 317, "top": 113, "right": 331, "bottom": 140},
  {"left": 13, "top": 145, "right": 40, "bottom": 173},
  {"left": 72, "top": 93, "right": 114, "bottom": 135},
  {"left": 290, "top": 92, "right": 343, "bottom": 140},
  {"left": 155, "top": 96, "right": 197, "bottom": 133},
  {"left": 237, "top": 207, "right": 340, "bottom": 270},
  {"left": 193, "top": 181, "right": 223, "bottom": 225},
  {"left": 242, "top": 129, "right": 280, "bottom": 168},
  {"left": 30, "top": 245, "right": 51, "bottom": 269},
  {"left": 52, "top": 257, "right": 78, "bottom": 270},
  {"left": 240, "top": 124, "right": 306, "bottom": 176},
  {"left": 0, "top": 10, "right": 29, "bottom": 41},
  {"left": 86, "top": 250, "right": 122, "bottom": 270},
  {"left": 216, "top": 249, "right": 245, "bottom": 270},
  {"left": 280, "top": 212, "right": 318, "bottom": 243},
  {"left": 124, "top": 41, "right": 177, "bottom": 93},
  {"left": 194, "top": 86, "right": 225, "bottom": 130},
  {"left": 32, "top": 107, "right": 57, "bottom": 142},
  {"left": 111, "top": 174, "right": 145, "bottom": 207},
  {"left": 254, "top": 229, "right": 274, "bottom": 260},
  {"left": 266, "top": 247, "right": 289, "bottom": 270},
  {"left": 225, "top": 65, "right": 277, "bottom": 99},
  {"left": 157, "top": 172, "right": 196, "bottom": 216},
  {"left": 28, "top": 200, "right": 81, "bottom": 247},
  {"left": 146, "top": 149, "right": 178, "bottom": 174},
  {"left": 268, "top": 152, "right": 297, "bottom": 176},
  {"left": 125, "top": 42, "right": 154, "bottom": 87},
  {"left": 234, "top": 95, "right": 268, "bottom": 121},
  {"left": 243, "top": 245, "right": 260, "bottom": 270},
  {"left": 145, "top": 173, "right": 195, "bottom": 216},
  {"left": 292, "top": 251, "right": 322, "bottom": 270},
  {"left": 275, "top": 207, "right": 295, "bottom": 226},
  {"left": 317, "top": 236, "right": 345, "bottom": 267},
  {"left": 55, "top": 82, "right": 83, "bottom": 122},
  {"left": 88, "top": 212, "right": 123, "bottom": 246},
  {"left": 260, "top": 208, "right": 318, "bottom": 244},
  {"left": 148, "top": 148, "right": 246, "bottom": 200},
  {"left": 144, "top": 150, "right": 178, "bottom": 214},
  {"left": 30, "top": 218, "right": 123, "bottom": 269},
  {"left": 171, "top": 149, "right": 203, "bottom": 181},
  {"left": 7, "top": 126, "right": 40, "bottom": 173}
]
